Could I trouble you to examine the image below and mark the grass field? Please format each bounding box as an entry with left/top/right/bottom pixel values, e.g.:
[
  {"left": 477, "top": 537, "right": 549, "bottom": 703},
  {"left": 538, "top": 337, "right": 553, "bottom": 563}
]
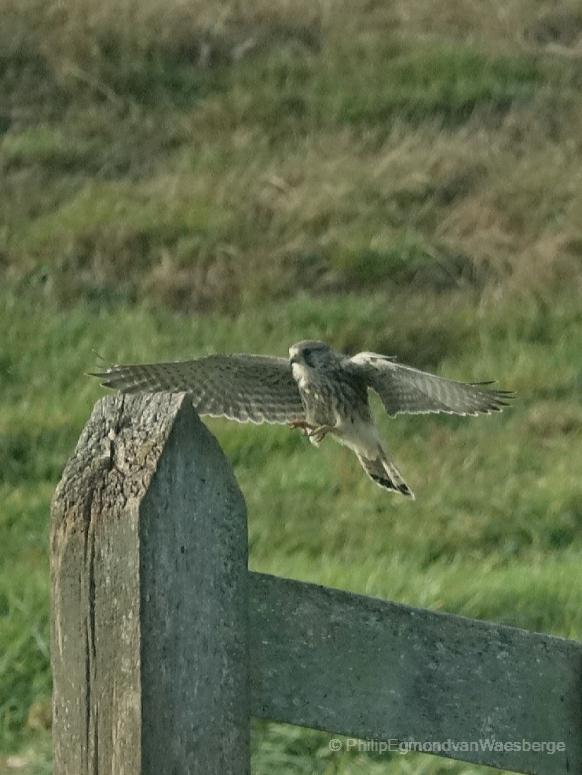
[{"left": 2, "top": 0, "right": 582, "bottom": 772}]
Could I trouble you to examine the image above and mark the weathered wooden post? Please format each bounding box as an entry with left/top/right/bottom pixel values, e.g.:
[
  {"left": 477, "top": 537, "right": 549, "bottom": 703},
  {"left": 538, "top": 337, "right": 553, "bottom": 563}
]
[{"left": 50, "top": 394, "right": 249, "bottom": 775}]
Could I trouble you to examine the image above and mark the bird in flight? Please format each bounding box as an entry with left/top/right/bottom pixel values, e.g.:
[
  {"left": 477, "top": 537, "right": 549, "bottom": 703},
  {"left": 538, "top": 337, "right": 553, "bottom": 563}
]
[{"left": 90, "top": 340, "right": 513, "bottom": 498}]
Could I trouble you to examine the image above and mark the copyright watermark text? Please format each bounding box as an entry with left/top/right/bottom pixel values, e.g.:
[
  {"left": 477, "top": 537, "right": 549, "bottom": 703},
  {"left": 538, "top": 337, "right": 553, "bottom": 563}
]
[{"left": 328, "top": 737, "right": 566, "bottom": 756}]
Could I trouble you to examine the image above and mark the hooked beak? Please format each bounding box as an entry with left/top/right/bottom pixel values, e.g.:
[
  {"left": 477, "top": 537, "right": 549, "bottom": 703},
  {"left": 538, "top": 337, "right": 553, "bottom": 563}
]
[{"left": 289, "top": 354, "right": 300, "bottom": 366}]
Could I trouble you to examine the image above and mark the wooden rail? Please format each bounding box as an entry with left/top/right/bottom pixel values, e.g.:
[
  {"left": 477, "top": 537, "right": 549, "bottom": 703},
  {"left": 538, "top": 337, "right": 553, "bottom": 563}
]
[{"left": 50, "top": 394, "right": 582, "bottom": 774}]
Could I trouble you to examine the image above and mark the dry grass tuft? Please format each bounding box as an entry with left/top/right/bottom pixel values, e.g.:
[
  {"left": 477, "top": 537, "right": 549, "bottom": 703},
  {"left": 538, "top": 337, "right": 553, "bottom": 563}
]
[{"left": 2, "top": 0, "right": 582, "bottom": 310}]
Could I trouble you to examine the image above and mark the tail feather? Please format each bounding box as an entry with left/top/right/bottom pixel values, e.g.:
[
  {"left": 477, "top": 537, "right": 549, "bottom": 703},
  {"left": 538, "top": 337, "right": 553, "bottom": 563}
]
[{"left": 356, "top": 449, "right": 414, "bottom": 498}]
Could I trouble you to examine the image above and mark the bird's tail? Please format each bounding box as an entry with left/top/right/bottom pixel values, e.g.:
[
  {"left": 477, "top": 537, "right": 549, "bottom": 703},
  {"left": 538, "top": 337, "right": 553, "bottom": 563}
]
[{"left": 356, "top": 447, "right": 414, "bottom": 498}]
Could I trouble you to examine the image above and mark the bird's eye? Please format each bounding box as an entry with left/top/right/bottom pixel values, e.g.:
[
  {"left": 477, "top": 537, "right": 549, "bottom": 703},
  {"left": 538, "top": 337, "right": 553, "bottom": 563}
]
[{"left": 302, "top": 348, "right": 314, "bottom": 366}]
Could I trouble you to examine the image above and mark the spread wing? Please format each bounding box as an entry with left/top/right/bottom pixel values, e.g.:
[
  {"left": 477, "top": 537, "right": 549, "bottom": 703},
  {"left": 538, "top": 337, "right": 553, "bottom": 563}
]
[
  {"left": 89, "top": 354, "right": 304, "bottom": 424},
  {"left": 348, "top": 352, "right": 514, "bottom": 416}
]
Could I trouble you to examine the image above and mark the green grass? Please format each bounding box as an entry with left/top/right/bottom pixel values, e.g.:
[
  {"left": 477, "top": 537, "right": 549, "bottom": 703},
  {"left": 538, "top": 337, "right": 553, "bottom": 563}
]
[
  {"left": 2, "top": 289, "right": 582, "bottom": 774},
  {"left": 3, "top": 0, "right": 582, "bottom": 772}
]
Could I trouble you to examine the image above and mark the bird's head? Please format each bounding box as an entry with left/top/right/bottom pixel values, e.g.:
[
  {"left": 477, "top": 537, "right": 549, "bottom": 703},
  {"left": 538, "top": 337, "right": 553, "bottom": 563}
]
[{"left": 289, "top": 340, "right": 336, "bottom": 371}]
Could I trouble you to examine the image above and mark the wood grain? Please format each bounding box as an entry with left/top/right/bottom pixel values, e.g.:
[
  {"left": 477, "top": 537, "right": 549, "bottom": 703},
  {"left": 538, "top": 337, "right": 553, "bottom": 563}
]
[{"left": 51, "top": 394, "right": 249, "bottom": 775}]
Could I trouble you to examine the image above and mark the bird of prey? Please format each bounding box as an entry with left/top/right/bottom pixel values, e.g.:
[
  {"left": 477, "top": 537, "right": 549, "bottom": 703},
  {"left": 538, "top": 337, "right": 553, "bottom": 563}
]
[{"left": 90, "top": 340, "right": 513, "bottom": 498}]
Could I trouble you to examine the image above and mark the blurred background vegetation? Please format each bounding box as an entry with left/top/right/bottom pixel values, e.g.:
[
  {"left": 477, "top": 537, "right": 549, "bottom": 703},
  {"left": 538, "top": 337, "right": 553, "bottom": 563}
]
[{"left": 2, "top": 0, "right": 582, "bottom": 772}]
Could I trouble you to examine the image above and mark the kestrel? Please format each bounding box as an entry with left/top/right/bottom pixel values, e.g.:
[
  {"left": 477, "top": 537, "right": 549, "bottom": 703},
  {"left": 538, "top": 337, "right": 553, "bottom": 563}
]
[{"left": 90, "top": 340, "right": 513, "bottom": 498}]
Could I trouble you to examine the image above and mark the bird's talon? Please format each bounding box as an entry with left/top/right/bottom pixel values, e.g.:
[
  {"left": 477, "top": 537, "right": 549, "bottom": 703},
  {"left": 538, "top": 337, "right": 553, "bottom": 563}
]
[
  {"left": 288, "top": 419, "right": 314, "bottom": 436},
  {"left": 307, "top": 424, "right": 333, "bottom": 443}
]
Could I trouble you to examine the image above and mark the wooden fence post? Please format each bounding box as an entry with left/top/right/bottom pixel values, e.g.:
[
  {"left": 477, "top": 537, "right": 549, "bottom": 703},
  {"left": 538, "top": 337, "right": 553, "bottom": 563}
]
[{"left": 50, "top": 394, "right": 249, "bottom": 775}]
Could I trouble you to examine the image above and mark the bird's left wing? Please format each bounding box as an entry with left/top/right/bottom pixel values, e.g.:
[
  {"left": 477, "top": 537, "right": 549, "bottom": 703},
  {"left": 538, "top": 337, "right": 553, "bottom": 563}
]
[
  {"left": 89, "top": 354, "right": 305, "bottom": 424},
  {"left": 348, "top": 352, "right": 514, "bottom": 416}
]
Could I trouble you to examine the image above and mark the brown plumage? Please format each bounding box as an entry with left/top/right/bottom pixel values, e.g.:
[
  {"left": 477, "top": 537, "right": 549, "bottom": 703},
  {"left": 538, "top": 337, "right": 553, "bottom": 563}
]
[{"left": 90, "top": 340, "right": 514, "bottom": 497}]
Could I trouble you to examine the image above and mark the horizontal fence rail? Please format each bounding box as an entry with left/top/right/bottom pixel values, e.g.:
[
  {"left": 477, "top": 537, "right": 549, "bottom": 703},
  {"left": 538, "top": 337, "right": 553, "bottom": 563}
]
[
  {"left": 249, "top": 572, "right": 582, "bottom": 774},
  {"left": 50, "top": 395, "right": 582, "bottom": 775}
]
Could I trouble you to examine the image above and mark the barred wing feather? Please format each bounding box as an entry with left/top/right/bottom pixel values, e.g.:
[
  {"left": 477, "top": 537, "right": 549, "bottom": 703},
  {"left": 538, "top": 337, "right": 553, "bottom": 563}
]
[
  {"left": 349, "top": 352, "right": 513, "bottom": 417},
  {"left": 90, "top": 354, "right": 305, "bottom": 425}
]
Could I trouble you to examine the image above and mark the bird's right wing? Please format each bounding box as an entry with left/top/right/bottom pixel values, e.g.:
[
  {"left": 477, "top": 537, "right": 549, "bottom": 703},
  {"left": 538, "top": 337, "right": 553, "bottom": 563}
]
[
  {"left": 89, "top": 354, "right": 305, "bottom": 425},
  {"left": 348, "top": 352, "right": 514, "bottom": 416}
]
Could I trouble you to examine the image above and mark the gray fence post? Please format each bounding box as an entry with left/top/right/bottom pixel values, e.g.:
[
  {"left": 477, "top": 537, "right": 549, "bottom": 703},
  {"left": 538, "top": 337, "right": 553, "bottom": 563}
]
[{"left": 50, "top": 394, "right": 249, "bottom": 775}]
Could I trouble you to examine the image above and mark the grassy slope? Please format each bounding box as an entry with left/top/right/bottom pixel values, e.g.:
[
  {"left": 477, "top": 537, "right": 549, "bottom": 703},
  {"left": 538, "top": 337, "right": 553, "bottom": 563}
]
[{"left": 2, "top": 1, "right": 582, "bottom": 773}]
